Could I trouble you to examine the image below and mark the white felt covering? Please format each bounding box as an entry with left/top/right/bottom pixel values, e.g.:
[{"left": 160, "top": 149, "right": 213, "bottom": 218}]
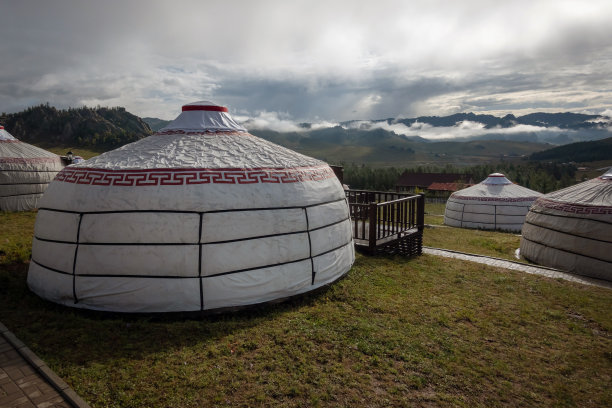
[
  {"left": 444, "top": 173, "right": 542, "bottom": 232},
  {"left": 520, "top": 169, "right": 612, "bottom": 280},
  {"left": 0, "top": 127, "right": 64, "bottom": 211},
  {"left": 28, "top": 102, "right": 355, "bottom": 312}
]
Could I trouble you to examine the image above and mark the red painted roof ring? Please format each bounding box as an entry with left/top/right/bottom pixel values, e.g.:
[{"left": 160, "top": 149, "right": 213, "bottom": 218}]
[{"left": 182, "top": 105, "right": 228, "bottom": 112}]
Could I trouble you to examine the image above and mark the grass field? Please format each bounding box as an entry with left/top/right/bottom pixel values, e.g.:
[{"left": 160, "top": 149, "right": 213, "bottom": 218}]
[
  {"left": 36, "top": 144, "right": 105, "bottom": 160},
  {"left": 0, "top": 211, "right": 37, "bottom": 264},
  {"left": 1, "top": 211, "right": 611, "bottom": 407},
  {"left": 425, "top": 203, "right": 446, "bottom": 226},
  {"left": 423, "top": 202, "right": 523, "bottom": 262}
]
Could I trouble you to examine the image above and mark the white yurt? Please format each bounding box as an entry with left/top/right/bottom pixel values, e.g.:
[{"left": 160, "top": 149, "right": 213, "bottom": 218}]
[
  {"left": 520, "top": 169, "right": 612, "bottom": 280},
  {"left": 28, "top": 102, "right": 355, "bottom": 313},
  {"left": 444, "top": 173, "right": 542, "bottom": 232},
  {"left": 0, "top": 125, "right": 64, "bottom": 211}
]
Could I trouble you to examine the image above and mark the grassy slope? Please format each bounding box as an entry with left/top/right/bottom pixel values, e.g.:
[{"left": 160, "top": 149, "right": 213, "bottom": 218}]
[
  {"left": 424, "top": 203, "right": 522, "bottom": 261},
  {"left": 0, "top": 211, "right": 37, "bottom": 264},
  {"left": 250, "top": 128, "right": 549, "bottom": 167},
  {"left": 530, "top": 136, "right": 612, "bottom": 162},
  {"left": 1, "top": 255, "right": 610, "bottom": 407},
  {"left": 296, "top": 140, "right": 548, "bottom": 168},
  {"left": 1, "top": 212, "right": 611, "bottom": 407},
  {"left": 37, "top": 145, "right": 105, "bottom": 160}
]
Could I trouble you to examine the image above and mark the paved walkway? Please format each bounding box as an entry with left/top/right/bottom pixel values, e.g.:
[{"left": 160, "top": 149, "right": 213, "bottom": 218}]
[
  {"left": 423, "top": 246, "right": 612, "bottom": 290},
  {"left": 0, "top": 322, "right": 89, "bottom": 408}
]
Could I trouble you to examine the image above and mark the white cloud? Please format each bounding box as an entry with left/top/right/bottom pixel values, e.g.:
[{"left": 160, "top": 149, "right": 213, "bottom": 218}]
[
  {"left": 235, "top": 111, "right": 303, "bottom": 133},
  {"left": 0, "top": 1, "right": 611, "bottom": 120},
  {"left": 235, "top": 111, "right": 339, "bottom": 133},
  {"left": 232, "top": 111, "right": 589, "bottom": 142},
  {"left": 346, "top": 119, "right": 569, "bottom": 140}
]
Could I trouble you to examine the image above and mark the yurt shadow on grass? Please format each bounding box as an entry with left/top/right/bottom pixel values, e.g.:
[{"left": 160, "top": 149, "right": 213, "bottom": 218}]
[
  {"left": 27, "top": 102, "right": 355, "bottom": 313},
  {"left": 2, "top": 244, "right": 354, "bottom": 368}
]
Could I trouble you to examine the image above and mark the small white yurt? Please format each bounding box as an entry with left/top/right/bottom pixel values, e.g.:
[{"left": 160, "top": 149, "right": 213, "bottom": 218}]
[
  {"left": 520, "top": 169, "right": 612, "bottom": 280},
  {"left": 444, "top": 173, "right": 542, "bottom": 232},
  {"left": 28, "top": 102, "right": 355, "bottom": 313},
  {"left": 0, "top": 125, "right": 64, "bottom": 211}
]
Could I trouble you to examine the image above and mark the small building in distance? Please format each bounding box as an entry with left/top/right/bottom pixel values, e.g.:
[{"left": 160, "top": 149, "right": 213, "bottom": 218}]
[
  {"left": 426, "top": 182, "right": 472, "bottom": 199},
  {"left": 395, "top": 172, "right": 474, "bottom": 197}
]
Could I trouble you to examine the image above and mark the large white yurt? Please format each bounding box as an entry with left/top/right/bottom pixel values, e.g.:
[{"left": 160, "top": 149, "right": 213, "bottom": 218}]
[
  {"left": 520, "top": 169, "right": 612, "bottom": 280},
  {"left": 28, "top": 102, "right": 355, "bottom": 312},
  {"left": 444, "top": 173, "right": 542, "bottom": 232},
  {"left": 0, "top": 125, "right": 64, "bottom": 211}
]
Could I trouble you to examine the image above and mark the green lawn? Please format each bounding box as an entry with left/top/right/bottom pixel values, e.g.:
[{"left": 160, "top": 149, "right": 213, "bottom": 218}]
[
  {"left": 422, "top": 201, "right": 524, "bottom": 262},
  {"left": 424, "top": 227, "right": 522, "bottom": 262},
  {"left": 1, "top": 211, "right": 611, "bottom": 407},
  {"left": 35, "top": 144, "right": 104, "bottom": 160},
  {"left": 425, "top": 202, "right": 446, "bottom": 226},
  {"left": 425, "top": 203, "right": 446, "bottom": 216},
  {"left": 0, "top": 211, "right": 37, "bottom": 264}
]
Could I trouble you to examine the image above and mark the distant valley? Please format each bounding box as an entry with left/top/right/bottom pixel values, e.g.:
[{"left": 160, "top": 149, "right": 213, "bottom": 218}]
[{"left": 2, "top": 104, "right": 611, "bottom": 168}]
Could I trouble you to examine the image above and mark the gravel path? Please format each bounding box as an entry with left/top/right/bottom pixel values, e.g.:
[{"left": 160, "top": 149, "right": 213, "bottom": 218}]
[{"left": 423, "top": 246, "right": 612, "bottom": 290}]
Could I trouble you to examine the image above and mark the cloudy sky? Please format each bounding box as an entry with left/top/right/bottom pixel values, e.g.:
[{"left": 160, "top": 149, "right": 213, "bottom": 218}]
[{"left": 1, "top": 0, "right": 612, "bottom": 128}]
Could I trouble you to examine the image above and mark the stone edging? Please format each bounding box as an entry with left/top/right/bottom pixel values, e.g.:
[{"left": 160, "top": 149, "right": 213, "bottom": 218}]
[
  {"left": 422, "top": 246, "right": 612, "bottom": 290},
  {"left": 0, "top": 321, "right": 91, "bottom": 408}
]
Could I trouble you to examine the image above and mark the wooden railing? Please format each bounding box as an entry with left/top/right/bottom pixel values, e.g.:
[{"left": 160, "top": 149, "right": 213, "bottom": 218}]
[{"left": 346, "top": 189, "right": 425, "bottom": 256}]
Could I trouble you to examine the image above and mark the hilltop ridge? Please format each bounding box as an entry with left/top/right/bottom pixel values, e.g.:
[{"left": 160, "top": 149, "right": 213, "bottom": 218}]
[{"left": 0, "top": 104, "right": 152, "bottom": 146}]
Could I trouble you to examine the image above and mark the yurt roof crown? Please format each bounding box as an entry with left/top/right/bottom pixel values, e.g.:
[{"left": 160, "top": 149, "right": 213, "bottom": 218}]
[
  {"left": 158, "top": 101, "right": 247, "bottom": 133},
  {"left": 482, "top": 173, "right": 512, "bottom": 185},
  {"left": 0, "top": 126, "right": 18, "bottom": 141}
]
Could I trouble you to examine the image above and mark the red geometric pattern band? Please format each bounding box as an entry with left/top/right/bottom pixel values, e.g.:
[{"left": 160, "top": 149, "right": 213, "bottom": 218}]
[
  {"left": 54, "top": 165, "right": 336, "bottom": 186},
  {"left": 534, "top": 198, "right": 612, "bottom": 215},
  {"left": 450, "top": 194, "right": 540, "bottom": 202},
  {"left": 155, "top": 130, "right": 246, "bottom": 136},
  {"left": 181, "top": 105, "right": 228, "bottom": 112}
]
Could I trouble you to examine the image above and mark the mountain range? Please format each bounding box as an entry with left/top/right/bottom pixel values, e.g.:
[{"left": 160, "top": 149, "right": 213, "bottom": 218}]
[
  {"left": 355, "top": 112, "right": 608, "bottom": 130},
  {"left": 147, "top": 111, "right": 612, "bottom": 145},
  {"left": 1, "top": 104, "right": 610, "bottom": 167}
]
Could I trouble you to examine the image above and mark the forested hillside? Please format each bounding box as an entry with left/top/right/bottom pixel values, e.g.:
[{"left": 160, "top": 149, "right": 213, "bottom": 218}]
[
  {"left": 0, "top": 104, "right": 152, "bottom": 146},
  {"left": 142, "top": 117, "right": 170, "bottom": 131},
  {"left": 530, "top": 136, "right": 612, "bottom": 162},
  {"left": 343, "top": 162, "right": 577, "bottom": 193}
]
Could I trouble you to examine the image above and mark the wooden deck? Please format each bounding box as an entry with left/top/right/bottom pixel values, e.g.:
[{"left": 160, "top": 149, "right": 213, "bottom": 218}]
[{"left": 346, "top": 190, "right": 424, "bottom": 256}]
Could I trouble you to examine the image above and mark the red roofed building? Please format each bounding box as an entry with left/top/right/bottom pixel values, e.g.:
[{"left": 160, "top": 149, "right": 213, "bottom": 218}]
[
  {"left": 396, "top": 172, "right": 474, "bottom": 194},
  {"left": 427, "top": 182, "right": 471, "bottom": 193}
]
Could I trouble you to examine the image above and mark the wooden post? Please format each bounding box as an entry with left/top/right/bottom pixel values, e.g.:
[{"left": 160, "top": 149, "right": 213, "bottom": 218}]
[
  {"left": 417, "top": 193, "right": 425, "bottom": 255},
  {"left": 368, "top": 202, "right": 377, "bottom": 251},
  {"left": 417, "top": 193, "right": 425, "bottom": 230}
]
